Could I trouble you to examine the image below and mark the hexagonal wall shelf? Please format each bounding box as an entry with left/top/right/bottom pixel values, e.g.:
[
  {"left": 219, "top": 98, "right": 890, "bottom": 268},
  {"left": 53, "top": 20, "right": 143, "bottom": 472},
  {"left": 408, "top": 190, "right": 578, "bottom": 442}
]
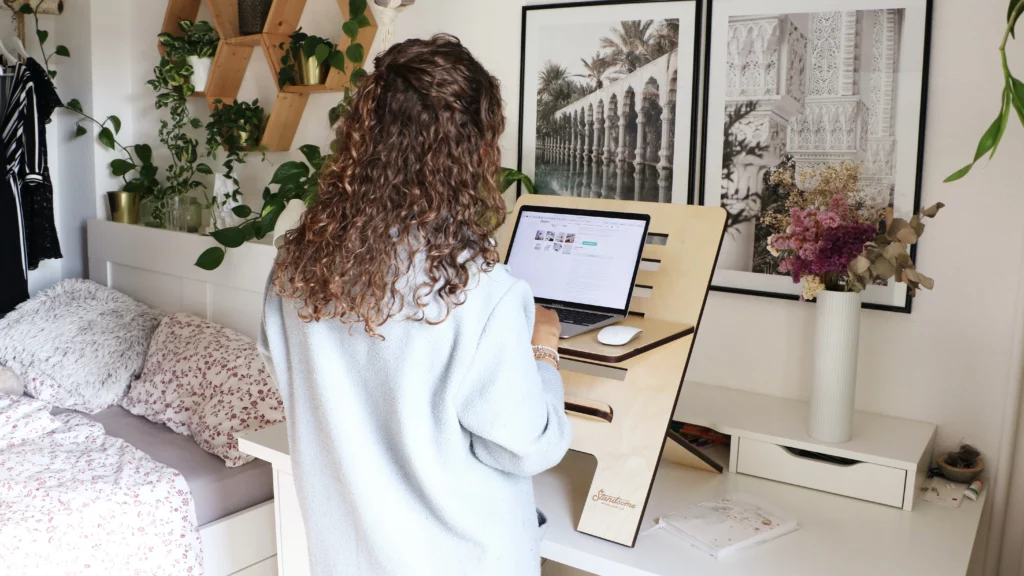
[{"left": 159, "top": 0, "right": 378, "bottom": 151}]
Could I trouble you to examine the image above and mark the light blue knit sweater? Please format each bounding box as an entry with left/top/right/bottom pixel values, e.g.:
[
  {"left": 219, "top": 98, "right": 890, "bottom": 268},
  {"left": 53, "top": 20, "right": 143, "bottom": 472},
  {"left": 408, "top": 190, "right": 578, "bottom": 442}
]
[{"left": 259, "top": 263, "right": 572, "bottom": 576}]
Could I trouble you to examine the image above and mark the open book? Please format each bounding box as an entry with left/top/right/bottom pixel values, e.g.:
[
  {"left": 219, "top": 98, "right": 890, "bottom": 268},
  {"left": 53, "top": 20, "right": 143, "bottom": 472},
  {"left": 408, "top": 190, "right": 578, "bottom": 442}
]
[{"left": 651, "top": 493, "right": 798, "bottom": 559}]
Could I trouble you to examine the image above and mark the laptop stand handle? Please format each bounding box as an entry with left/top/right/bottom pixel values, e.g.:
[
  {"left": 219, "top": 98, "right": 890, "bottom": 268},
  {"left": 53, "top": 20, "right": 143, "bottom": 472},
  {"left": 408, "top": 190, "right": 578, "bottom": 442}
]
[{"left": 565, "top": 396, "right": 613, "bottom": 423}]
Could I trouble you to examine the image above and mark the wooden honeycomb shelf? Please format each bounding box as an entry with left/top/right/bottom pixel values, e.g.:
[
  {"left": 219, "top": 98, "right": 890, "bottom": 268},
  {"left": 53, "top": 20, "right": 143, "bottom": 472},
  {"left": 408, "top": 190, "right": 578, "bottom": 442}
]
[{"left": 159, "top": 0, "right": 378, "bottom": 152}]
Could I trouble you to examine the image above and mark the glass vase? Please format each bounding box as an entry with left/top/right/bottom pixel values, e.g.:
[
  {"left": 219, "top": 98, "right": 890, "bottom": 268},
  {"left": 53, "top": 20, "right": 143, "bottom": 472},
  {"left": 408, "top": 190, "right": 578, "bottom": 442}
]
[
  {"left": 186, "top": 197, "right": 203, "bottom": 233},
  {"left": 164, "top": 196, "right": 190, "bottom": 232}
]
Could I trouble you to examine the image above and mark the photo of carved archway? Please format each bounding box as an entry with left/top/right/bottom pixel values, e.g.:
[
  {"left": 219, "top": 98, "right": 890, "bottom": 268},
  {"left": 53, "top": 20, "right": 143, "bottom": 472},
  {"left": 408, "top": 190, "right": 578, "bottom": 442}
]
[
  {"left": 700, "top": 0, "right": 932, "bottom": 312},
  {"left": 519, "top": 1, "right": 701, "bottom": 205}
]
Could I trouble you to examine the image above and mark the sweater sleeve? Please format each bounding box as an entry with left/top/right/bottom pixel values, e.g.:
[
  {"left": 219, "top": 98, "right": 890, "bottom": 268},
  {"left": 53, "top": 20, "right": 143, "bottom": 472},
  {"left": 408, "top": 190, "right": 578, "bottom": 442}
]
[{"left": 456, "top": 280, "right": 572, "bottom": 477}]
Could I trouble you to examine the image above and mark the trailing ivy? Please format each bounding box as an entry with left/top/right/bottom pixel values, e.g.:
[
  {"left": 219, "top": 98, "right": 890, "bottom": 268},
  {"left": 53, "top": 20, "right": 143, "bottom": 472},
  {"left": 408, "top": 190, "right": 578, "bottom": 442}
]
[
  {"left": 196, "top": 144, "right": 329, "bottom": 270},
  {"left": 147, "top": 53, "right": 212, "bottom": 220}
]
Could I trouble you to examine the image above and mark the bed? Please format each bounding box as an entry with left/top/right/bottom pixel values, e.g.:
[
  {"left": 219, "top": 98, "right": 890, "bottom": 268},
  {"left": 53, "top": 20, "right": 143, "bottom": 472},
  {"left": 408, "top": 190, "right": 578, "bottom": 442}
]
[{"left": 84, "top": 218, "right": 281, "bottom": 576}]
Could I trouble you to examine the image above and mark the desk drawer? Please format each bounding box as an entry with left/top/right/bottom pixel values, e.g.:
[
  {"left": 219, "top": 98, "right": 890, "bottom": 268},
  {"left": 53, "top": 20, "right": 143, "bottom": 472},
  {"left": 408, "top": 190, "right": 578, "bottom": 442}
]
[{"left": 736, "top": 438, "right": 907, "bottom": 508}]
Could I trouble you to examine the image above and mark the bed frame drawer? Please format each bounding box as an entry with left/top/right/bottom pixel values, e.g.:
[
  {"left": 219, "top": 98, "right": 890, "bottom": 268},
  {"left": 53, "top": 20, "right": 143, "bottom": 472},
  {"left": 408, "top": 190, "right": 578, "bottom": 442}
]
[{"left": 736, "top": 437, "right": 908, "bottom": 508}]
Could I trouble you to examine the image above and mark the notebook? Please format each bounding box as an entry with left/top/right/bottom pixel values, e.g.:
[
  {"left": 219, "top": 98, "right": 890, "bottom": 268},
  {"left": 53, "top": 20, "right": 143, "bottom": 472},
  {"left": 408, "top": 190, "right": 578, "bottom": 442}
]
[{"left": 650, "top": 493, "right": 798, "bottom": 559}]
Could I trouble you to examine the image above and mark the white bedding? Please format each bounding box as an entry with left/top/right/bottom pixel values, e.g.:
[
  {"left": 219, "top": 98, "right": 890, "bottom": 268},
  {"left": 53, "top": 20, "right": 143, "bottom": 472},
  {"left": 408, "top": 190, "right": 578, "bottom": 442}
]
[{"left": 0, "top": 411, "right": 204, "bottom": 575}]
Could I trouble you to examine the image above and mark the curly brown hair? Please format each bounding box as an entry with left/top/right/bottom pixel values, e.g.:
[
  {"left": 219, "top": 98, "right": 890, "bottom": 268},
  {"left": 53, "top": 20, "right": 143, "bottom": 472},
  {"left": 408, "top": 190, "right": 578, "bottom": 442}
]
[{"left": 273, "top": 34, "right": 507, "bottom": 336}]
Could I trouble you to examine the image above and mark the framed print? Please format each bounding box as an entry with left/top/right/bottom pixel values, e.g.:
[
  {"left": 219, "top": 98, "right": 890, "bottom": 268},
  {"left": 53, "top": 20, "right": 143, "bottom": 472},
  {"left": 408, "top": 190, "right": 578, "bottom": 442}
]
[
  {"left": 518, "top": 0, "right": 702, "bottom": 204},
  {"left": 700, "top": 0, "right": 933, "bottom": 312}
]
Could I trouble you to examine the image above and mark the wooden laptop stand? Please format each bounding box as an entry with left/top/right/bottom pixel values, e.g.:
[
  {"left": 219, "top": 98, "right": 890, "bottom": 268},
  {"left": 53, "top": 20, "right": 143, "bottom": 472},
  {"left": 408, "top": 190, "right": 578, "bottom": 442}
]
[{"left": 501, "top": 195, "right": 726, "bottom": 547}]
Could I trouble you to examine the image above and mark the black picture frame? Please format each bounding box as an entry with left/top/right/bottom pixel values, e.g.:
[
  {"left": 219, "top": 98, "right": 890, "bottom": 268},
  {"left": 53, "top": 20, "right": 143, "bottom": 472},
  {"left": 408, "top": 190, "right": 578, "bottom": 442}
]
[
  {"left": 697, "top": 0, "right": 933, "bottom": 313},
  {"left": 516, "top": 0, "right": 705, "bottom": 206}
]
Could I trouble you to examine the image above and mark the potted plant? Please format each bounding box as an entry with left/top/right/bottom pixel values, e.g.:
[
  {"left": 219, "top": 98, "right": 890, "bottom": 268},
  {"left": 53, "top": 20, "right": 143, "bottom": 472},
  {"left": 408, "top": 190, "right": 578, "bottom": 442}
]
[
  {"left": 238, "top": 0, "right": 273, "bottom": 36},
  {"left": 205, "top": 98, "right": 267, "bottom": 232},
  {"left": 157, "top": 20, "right": 219, "bottom": 93},
  {"left": 763, "top": 157, "right": 943, "bottom": 443},
  {"left": 278, "top": 29, "right": 347, "bottom": 87}
]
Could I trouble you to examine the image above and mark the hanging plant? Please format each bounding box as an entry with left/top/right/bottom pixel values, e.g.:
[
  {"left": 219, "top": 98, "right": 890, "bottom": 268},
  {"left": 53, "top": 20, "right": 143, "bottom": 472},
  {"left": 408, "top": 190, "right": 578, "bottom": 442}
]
[
  {"left": 196, "top": 144, "right": 328, "bottom": 270},
  {"left": 146, "top": 55, "right": 212, "bottom": 221},
  {"left": 65, "top": 99, "right": 162, "bottom": 200},
  {"left": 7, "top": 0, "right": 70, "bottom": 78},
  {"left": 327, "top": 0, "right": 373, "bottom": 125},
  {"left": 946, "top": 1, "right": 1024, "bottom": 182}
]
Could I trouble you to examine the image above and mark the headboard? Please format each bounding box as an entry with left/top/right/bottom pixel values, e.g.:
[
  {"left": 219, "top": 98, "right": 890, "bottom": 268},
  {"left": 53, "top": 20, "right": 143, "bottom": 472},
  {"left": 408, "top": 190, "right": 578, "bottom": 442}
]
[{"left": 87, "top": 220, "right": 274, "bottom": 340}]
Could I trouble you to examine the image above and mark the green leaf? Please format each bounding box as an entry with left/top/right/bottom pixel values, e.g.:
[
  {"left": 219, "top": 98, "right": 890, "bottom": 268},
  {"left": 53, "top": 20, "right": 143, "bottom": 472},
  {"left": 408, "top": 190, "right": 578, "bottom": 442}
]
[
  {"left": 1010, "top": 0, "right": 1024, "bottom": 38},
  {"left": 18, "top": 4, "right": 33, "bottom": 14},
  {"left": 232, "top": 205, "right": 253, "bottom": 218},
  {"left": 984, "top": 95, "right": 1010, "bottom": 161},
  {"left": 349, "top": 0, "right": 367, "bottom": 18},
  {"left": 327, "top": 50, "right": 346, "bottom": 72},
  {"left": 36, "top": 30, "right": 48, "bottom": 45},
  {"left": 74, "top": 124, "right": 87, "bottom": 138},
  {"left": 299, "top": 144, "right": 323, "bottom": 169},
  {"left": 48, "top": 70, "right": 56, "bottom": 79},
  {"left": 346, "top": 43, "right": 364, "bottom": 65},
  {"left": 65, "top": 99, "right": 83, "bottom": 113},
  {"left": 944, "top": 163, "right": 974, "bottom": 183},
  {"left": 140, "top": 164, "right": 158, "bottom": 180},
  {"left": 342, "top": 20, "right": 360, "bottom": 41},
  {"left": 135, "top": 143, "right": 153, "bottom": 165},
  {"left": 315, "top": 43, "right": 330, "bottom": 65},
  {"left": 98, "top": 127, "right": 116, "bottom": 150},
  {"left": 355, "top": 14, "right": 371, "bottom": 28},
  {"left": 271, "top": 161, "right": 310, "bottom": 185},
  {"left": 1009, "top": 74, "right": 1024, "bottom": 127},
  {"left": 195, "top": 162, "right": 214, "bottom": 175},
  {"left": 108, "top": 115, "right": 122, "bottom": 135},
  {"left": 991, "top": 88, "right": 1012, "bottom": 159},
  {"left": 55, "top": 45, "right": 70, "bottom": 58},
  {"left": 190, "top": 117, "right": 204, "bottom": 129},
  {"left": 240, "top": 220, "right": 258, "bottom": 241},
  {"left": 195, "top": 247, "right": 226, "bottom": 270},
  {"left": 211, "top": 227, "right": 247, "bottom": 248},
  {"left": 110, "top": 159, "right": 136, "bottom": 176},
  {"left": 122, "top": 179, "right": 147, "bottom": 193},
  {"left": 350, "top": 67, "right": 367, "bottom": 86},
  {"left": 302, "top": 37, "right": 320, "bottom": 60}
]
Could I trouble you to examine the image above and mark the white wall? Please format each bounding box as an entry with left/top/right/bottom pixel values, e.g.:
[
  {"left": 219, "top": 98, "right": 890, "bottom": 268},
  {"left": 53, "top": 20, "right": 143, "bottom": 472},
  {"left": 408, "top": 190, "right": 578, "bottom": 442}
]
[{"left": 96, "top": 0, "right": 1024, "bottom": 574}]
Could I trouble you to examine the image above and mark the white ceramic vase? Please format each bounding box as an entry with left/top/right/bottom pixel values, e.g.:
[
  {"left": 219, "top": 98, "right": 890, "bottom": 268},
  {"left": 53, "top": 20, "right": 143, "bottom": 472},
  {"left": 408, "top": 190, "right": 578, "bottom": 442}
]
[
  {"left": 808, "top": 290, "right": 862, "bottom": 443},
  {"left": 188, "top": 56, "right": 213, "bottom": 93}
]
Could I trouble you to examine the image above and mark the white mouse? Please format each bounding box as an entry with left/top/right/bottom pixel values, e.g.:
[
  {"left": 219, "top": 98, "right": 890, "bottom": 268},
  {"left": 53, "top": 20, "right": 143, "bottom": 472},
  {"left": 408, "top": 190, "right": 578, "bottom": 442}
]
[{"left": 597, "top": 325, "right": 644, "bottom": 346}]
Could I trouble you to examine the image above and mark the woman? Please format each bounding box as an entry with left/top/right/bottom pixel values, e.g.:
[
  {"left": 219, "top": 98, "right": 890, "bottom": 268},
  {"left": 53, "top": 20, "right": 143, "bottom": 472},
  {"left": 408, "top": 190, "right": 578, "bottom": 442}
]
[{"left": 259, "top": 35, "right": 572, "bottom": 575}]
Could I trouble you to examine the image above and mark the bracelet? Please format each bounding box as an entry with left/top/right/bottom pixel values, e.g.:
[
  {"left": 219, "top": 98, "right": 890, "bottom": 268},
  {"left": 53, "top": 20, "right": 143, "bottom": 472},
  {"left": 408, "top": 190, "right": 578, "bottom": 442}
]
[{"left": 532, "top": 345, "right": 560, "bottom": 369}]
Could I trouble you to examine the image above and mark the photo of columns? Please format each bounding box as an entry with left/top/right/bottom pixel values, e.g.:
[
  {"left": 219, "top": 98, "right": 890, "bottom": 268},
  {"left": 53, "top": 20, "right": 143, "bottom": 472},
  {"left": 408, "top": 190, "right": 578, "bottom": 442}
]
[
  {"left": 520, "top": 1, "right": 700, "bottom": 205},
  {"left": 700, "top": 0, "right": 931, "bottom": 311}
]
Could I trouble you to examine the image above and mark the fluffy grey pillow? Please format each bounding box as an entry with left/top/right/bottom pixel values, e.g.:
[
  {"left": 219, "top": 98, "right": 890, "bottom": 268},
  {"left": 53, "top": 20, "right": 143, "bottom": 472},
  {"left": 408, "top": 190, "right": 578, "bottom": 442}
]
[{"left": 0, "top": 279, "right": 164, "bottom": 413}]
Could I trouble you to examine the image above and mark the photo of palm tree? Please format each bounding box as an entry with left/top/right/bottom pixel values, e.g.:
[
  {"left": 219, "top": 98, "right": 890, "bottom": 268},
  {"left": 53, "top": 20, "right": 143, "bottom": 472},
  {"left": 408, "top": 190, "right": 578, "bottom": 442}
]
[{"left": 520, "top": 1, "right": 700, "bottom": 205}]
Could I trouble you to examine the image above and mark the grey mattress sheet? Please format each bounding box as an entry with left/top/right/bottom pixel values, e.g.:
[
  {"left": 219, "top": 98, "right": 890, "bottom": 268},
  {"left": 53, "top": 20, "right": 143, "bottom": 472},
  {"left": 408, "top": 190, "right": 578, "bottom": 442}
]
[{"left": 54, "top": 406, "right": 273, "bottom": 526}]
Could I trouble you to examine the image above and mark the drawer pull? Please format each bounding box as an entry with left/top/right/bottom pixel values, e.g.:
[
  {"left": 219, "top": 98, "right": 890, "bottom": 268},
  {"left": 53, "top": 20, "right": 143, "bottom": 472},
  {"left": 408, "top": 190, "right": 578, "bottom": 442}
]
[{"left": 783, "top": 446, "right": 860, "bottom": 467}]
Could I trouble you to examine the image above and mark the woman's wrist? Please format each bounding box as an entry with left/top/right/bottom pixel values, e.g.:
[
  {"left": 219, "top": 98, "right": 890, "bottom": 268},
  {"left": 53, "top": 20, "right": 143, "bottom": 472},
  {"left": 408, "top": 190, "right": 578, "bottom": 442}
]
[{"left": 532, "top": 345, "right": 560, "bottom": 369}]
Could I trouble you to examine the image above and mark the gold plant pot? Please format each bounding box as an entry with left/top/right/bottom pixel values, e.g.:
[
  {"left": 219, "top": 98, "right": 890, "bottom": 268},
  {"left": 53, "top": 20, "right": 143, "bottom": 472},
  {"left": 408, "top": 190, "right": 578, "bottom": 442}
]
[
  {"left": 107, "top": 191, "right": 140, "bottom": 224},
  {"left": 292, "top": 46, "right": 330, "bottom": 85}
]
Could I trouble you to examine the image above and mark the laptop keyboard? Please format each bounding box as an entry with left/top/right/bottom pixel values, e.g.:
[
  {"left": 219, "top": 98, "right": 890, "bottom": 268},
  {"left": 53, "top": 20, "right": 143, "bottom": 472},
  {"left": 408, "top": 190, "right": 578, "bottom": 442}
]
[{"left": 555, "top": 308, "right": 614, "bottom": 326}]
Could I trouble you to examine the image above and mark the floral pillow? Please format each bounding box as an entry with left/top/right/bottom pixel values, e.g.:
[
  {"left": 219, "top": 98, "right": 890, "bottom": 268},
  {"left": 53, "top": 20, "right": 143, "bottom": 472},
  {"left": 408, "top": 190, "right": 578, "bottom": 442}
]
[
  {"left": 121, "top": 313, "right": 285, "bottom": 467},
  {"left": 0, "top": 393, "right": 59, "bottom": 450}
]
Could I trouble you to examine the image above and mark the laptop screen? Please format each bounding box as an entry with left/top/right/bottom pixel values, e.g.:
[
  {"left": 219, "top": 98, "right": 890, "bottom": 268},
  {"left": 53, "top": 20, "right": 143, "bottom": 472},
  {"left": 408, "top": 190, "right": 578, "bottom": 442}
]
[{"left": 505, "top": 206, "right": 650, "bottom": 313}]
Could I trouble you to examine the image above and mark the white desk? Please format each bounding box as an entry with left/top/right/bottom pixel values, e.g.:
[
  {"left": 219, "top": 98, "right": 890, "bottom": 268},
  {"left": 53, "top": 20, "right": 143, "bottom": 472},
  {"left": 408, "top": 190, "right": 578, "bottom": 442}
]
[{"left": 240, "top": 388, "right": 986, "bottom": 576}]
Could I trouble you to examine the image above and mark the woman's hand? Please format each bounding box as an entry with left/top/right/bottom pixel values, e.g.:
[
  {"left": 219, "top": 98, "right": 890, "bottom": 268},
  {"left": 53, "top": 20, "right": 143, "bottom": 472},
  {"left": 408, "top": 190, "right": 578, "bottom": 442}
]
[{"left": 532, "top": 305, "right": 561, "bottom": 352}]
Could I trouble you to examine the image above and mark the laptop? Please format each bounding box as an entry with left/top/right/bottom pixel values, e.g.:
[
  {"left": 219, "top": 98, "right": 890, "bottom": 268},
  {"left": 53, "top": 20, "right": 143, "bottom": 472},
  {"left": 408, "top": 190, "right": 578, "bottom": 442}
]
[{"left": 505, "top": 205, "right": 651, "bottom": 339}]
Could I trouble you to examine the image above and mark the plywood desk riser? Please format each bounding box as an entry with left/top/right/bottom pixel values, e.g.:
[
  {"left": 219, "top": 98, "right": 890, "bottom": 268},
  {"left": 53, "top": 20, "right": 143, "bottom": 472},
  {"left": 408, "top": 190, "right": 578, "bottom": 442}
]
[{"left": 501, "top": 195, "right": 726, "bottom": 547}]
